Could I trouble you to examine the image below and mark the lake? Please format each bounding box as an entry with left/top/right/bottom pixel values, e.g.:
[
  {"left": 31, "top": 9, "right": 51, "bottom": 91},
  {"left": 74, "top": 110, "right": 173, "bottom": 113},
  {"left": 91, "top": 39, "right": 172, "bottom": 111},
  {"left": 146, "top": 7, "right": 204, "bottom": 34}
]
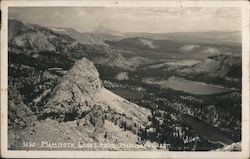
[
  {"left": 108, "top": 85, "right": 235, "bottom": 146},
  {"left": 182, "top": 114, "right": 234, "bottom": 146},
  {"left": 150, "top": 77, "right": 231, "bottom": 95},
  {"left": 108, "top": 87, "right": 146, "bottom": 100}
]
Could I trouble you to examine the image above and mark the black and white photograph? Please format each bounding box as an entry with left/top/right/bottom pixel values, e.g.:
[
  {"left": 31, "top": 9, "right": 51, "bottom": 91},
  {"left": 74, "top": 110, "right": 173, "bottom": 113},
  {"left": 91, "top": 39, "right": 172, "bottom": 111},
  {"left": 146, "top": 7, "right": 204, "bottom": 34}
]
[{"left": 1, "top": 0, "right": 250, "bottom": 158}]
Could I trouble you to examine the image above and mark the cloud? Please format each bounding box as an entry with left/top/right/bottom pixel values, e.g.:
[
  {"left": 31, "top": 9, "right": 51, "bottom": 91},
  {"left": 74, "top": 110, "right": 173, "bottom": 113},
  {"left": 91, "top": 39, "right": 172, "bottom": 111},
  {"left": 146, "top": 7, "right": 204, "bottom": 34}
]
[{"left": 8, "top": 7, "right": 241, "bottom": 33}]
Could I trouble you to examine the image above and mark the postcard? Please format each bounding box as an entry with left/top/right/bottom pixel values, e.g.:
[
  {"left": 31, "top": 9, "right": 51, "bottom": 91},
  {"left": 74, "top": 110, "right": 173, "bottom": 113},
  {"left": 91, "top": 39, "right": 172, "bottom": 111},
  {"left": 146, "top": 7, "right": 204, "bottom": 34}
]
[{"left": 1, "top": 0, "right": 249, "bottom": 158}]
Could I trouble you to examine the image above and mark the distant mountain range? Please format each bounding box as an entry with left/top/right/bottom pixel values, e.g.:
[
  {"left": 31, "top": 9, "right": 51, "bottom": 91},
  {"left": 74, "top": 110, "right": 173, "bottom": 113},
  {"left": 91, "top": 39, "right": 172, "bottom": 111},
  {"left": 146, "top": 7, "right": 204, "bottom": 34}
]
[
  {"left": 46, "top": 22, "right": 242, "bottom": 46},
  {"left": 8, "top": 19, "right": 242, "bottom": 71},
  {"left": 106, "top": 37, "right": 241, "bottom": 60},
  {"left": 89, "top": 27, "right": 241, "bottom": 46},
  {"left": 120, "top": 31, "right": 241, "bottom": 46},
  {"left": 93, "top": 24, "right": 125, "bottom": 36}
]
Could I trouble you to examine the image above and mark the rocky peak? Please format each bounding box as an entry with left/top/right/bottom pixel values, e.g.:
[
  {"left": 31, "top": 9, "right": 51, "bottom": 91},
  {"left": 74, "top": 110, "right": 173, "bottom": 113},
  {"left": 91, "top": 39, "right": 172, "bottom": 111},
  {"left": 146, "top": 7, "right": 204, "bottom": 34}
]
[
  {"left": 40, "top": 58, "right": 103, "bottom": 121},
  {"left": 40, "top": 57, "right": 150, "bottom": 136},
  {"left": 64, "top": 58, "right": 102, "bottom": 93},
  {"left": 8, "top": 19, "right": 28, "bottom": 42}
]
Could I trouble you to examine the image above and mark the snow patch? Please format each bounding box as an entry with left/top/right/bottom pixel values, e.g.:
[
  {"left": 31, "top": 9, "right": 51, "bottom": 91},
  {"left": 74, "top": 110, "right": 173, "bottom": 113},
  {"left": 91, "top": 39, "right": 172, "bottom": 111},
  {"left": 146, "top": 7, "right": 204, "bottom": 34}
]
[
  {"left": 49, "top": 27, "right": 67, "bottom": 32},
  {"left": 201, "top": 47, "right": 221, "bottom": 54},
  {"left": 180, "top": 44, "right": 200, "bottom": 52},
  {"left": 138, "top": 39, "right": 157, "bottom": 48},
  {"left": 115, "top": 72, "right": 129, "bottom": 80}
]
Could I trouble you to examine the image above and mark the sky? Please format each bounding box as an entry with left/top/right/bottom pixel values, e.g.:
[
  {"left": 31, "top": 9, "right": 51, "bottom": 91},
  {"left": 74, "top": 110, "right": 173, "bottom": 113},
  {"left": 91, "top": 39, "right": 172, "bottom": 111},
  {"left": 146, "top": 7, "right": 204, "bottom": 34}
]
[{"left": 9, "top": 7, "right": 241, "bottom": 33}]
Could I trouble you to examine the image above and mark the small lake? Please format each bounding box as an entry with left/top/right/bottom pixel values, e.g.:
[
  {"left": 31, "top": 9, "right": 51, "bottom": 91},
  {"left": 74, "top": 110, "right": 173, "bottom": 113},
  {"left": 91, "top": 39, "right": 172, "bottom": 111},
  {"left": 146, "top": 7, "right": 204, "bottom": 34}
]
[
  {"left": 182, "top": 114, "right": 234, "bottom": 146},
  {"left": 151, "top": 77, "right": 231, "bottom": 95},
  {"left": 108, "top": 87, "right": 146, "bottom": 100},
  {"left": 108, "top": 85, "right": 235, "bottom": 146}
]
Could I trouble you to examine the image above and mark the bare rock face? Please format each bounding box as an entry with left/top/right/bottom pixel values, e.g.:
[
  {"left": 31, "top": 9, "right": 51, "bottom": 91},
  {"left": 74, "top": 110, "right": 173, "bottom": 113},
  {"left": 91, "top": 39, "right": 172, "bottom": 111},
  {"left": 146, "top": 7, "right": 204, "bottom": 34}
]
[
  {"left": 41, "top": 57, "right": 150, "bottom": 126},
  {"left": 64, "top": 58, "right": 102, "bottom": 93},
  {"left": 40, "top": 58, "right": 102, "bottom": 121},
  {"left": 8, "top": 19, "right": 86, "bottom": 59},
  {"left": 8, "top": 86, "right": 34, "bottom": 129},
  {"left": 8, "top": 86, "right": 38, "bottom": 150},
  {"left": 34, "top": 57, "right": 151, "bottom": 148}
]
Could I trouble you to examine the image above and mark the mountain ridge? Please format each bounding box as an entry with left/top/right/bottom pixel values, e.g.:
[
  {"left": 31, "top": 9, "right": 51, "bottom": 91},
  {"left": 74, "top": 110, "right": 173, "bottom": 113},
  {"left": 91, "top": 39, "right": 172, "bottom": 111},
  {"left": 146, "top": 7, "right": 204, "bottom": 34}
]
[
  {"left": 49, "top": 27, "right": 108, "bottom": 46},
  {"left": 8, "top": 19, "right": 154, "bottom": 150}
]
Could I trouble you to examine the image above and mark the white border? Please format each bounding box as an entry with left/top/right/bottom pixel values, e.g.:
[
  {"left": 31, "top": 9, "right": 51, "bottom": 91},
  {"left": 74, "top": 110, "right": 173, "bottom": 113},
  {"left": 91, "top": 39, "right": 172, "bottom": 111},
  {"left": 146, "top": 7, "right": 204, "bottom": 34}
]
[{"left": 1, "top": 1, "right": 249, "bottom": 158}]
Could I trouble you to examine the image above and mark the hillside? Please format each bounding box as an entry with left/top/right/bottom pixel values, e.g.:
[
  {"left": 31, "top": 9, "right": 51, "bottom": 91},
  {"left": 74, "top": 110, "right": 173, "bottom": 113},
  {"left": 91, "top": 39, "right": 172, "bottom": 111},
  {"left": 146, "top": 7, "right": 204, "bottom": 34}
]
[
  {"left": 144, "top": 53, "right": 241, "bottom": 88},
  {"left": 180, "top": 54, "right": 242, "bottom": 79},
  {"left": 158, "top": 31, "right": 241, "bottom": 45},
  {"left": 41, "top": 58, "right": 150, "bottom": 128},
  {"left": 111, "top": 31, "right": 241, "bottom": 46},
  {"left": 8, "top": 19, "right": 150, "bottom": 71},
  {"left": 50, "top": 27, "right": 108, "bottom": 46},
  {"left": 85, "top": 45, "right": 151, "bottom": 70},
  {"left": 8, "top": 20, "right": 154, "bottom": 150},
  {"left": 91, "top": 25, "right": 124, "bottom": 41},
  {"left": 106, "top": 37, "right": 241, "bottom": 60},
  {"left": 9, "top": 58, "right": 152, "bottom": 150},
  {"left": 8, "top": 19, "right": 87, "bottom": 60},
  {"left": 8, "top": 19, "right": 28, "bottom": 42},
  {"left": 106, "top": 37, "right": 182, "bottom": 59}
]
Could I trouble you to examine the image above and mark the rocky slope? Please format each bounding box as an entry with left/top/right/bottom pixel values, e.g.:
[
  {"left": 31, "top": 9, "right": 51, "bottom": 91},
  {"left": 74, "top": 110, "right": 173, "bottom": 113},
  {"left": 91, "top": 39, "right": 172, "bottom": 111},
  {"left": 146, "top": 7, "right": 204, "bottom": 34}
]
[
  {"left": 9, "top": 58, "right": 152, "bottom": 150},
  {"left": 8, "top": 19, "right": 88, "bottom": 60},
  {"left": 8, "top": 19, "right": 154, "bottom": 150},
  {"left": 180, "top": 54, "right": 241, "bottom": 79},
  {"left": 41, "top": 58, "right": 150, "bottom": 125},
  {"left": 49, "top": 26, "right": 151, "bottom": 70},
  {"left": 87, "top": 46, "right": 151, "bottom": 70},
  {"left": 8, "top": 19, "right": 150, "bottom": 71},
  {"left": 50, "top": 27, "right": 108, "bottom": 46}
]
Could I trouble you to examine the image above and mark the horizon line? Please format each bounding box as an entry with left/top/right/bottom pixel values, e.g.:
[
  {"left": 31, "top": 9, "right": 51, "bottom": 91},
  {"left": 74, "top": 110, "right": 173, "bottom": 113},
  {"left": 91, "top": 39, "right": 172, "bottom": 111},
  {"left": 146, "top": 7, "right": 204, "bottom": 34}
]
[{"left": 8, "top": 18, "right": 242, "bottom": 34}]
